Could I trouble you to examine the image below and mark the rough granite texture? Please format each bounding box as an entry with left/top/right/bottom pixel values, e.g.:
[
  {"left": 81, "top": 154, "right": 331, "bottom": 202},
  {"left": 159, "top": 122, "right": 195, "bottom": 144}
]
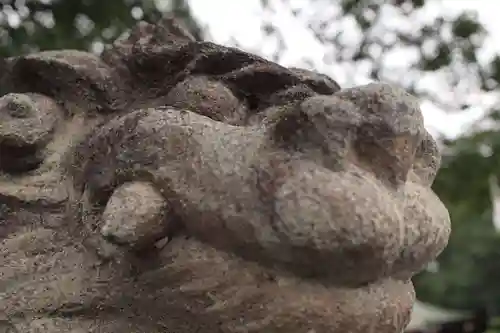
[{"left": 0, "top": 17, "right": 450, "bottom": 333}]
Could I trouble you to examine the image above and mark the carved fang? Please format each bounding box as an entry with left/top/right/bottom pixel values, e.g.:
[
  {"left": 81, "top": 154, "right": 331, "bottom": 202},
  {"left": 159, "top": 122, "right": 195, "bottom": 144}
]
[{"left": 100, "top": 181, "right": 170, "bottom": 250}]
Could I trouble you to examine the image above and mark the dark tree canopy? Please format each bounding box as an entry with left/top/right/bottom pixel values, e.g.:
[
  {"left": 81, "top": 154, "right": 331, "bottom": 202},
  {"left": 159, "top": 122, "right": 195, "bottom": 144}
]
[{"left": 0, "top": 0, "right": 202, "bottom": 56}]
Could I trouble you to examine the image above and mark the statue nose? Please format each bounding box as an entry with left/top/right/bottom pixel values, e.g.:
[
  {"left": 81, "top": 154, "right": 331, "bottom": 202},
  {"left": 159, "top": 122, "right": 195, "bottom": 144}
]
[
  {"left": 334, "top": 83, "right": 426, "bottom": 187},
  {"left": 269, "top": 83, "right": 428, "bottom": 188}
]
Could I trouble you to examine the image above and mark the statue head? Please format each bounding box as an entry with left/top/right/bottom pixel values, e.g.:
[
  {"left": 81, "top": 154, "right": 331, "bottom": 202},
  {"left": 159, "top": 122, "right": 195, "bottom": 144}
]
[{"left": 0, "top": 17, "right": 450, "bottom": 333}]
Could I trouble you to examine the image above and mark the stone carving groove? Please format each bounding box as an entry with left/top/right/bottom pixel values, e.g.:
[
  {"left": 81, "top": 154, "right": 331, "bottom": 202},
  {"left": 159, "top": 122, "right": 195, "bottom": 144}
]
[{"left": 0, "top": 17, "right": 450, "bottom": 333}]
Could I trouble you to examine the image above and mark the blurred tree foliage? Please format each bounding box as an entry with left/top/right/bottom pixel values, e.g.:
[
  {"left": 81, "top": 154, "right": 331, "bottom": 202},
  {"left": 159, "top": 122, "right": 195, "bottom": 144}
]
[
  {"left": 257, "top": 0, "right": 495, "bottom": 113},
  {"left": 3, "top": 0, "right": 500, "bottom": 319},
  {"left": 415, "top": 130, "right": 500, "bottom": 313},
  {"left": 0, "top": 0, "right": 202, "bottom": 56}
]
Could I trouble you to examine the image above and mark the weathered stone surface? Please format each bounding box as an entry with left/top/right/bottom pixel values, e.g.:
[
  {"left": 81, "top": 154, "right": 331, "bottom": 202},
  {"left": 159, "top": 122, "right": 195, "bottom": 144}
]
[{"left": 0, "top": 17, "right": 450, "bottom": 333}]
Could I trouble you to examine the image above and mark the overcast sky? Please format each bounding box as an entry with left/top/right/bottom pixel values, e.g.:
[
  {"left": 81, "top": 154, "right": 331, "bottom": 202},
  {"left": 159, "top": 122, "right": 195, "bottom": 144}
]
[{"left": 188, "top": 0, "right": 500, "bottom": 139}]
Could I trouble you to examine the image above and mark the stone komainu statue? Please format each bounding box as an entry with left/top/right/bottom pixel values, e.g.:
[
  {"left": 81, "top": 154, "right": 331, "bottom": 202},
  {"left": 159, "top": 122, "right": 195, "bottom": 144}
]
[{"left": 0, "top": 17, "right": 450, "bottom": 333}]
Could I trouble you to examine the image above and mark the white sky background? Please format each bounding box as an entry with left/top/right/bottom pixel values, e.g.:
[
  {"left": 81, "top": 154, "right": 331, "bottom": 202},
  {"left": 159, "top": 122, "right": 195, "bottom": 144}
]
[{"left": 187, "top": 0, "right": 500, "bottom": 139}]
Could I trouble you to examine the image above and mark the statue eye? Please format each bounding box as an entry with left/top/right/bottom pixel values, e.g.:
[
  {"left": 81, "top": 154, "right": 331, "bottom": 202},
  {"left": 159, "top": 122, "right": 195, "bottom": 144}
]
[{"left": 0, "top": 93, "right": 63, "bottom": 174}]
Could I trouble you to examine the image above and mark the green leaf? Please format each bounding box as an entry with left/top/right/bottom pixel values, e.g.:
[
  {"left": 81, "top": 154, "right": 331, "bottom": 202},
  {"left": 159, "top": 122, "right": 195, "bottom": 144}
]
[{"left": 452, "top": 12, "right": 483, "bottom": 39}]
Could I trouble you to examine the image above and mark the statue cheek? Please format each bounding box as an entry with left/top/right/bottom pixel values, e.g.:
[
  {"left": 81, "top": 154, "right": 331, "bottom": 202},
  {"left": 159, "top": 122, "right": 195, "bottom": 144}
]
[
  {"left": 391, "top": 180, "right": 451, "bottom": 279},
  {"left": 269, "top": 160, "right": 403, "bottom": 285}
]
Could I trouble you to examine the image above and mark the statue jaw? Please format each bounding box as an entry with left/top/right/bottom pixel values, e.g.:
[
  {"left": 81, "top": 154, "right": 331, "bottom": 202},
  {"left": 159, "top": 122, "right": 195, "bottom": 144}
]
[
  {"left": 110, "top": 236, "right": 417, "bottom": 333},
  {"left": 0, "top": 225, "right": 415, "bottom": 332}
]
